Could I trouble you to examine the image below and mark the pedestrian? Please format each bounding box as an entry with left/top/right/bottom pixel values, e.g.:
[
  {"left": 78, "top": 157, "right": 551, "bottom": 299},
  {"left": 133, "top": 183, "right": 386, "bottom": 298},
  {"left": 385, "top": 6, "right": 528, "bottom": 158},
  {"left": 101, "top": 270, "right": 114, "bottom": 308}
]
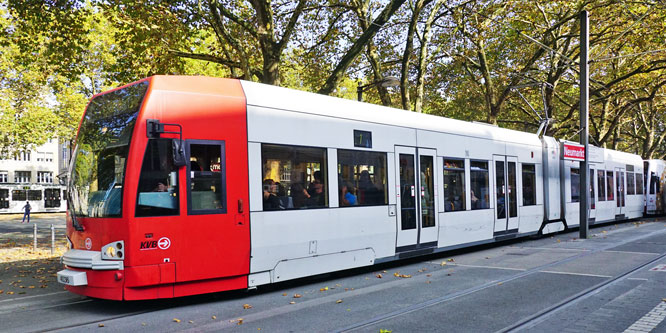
[{"left": 21, "top": 200, "right": 31, "bottom": 223}]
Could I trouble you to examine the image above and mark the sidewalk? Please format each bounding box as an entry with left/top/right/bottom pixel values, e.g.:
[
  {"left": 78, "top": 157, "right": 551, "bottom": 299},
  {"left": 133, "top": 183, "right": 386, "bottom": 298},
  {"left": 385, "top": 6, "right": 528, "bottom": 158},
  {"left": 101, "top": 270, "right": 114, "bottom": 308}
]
[{"left": 0, "top": 213, "right": 68, "bottom": 299}]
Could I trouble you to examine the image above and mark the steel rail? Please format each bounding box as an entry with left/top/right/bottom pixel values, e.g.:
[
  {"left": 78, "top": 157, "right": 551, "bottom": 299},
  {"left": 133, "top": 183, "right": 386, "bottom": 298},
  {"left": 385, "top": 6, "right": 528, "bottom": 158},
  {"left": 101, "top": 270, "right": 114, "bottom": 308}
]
[{"left": 335, "top": 225, "right": 666, "bottom": 332}]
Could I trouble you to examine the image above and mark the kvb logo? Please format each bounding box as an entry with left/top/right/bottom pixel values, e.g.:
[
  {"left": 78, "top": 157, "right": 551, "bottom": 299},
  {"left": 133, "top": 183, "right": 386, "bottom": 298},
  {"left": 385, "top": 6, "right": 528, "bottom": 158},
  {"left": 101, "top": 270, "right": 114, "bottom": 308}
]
[
  {"left": 157, "top": 237, "right": 171, "bottom": 250},
  {"left": 140, "top": 237, "right": 171, "bottom": 250}
]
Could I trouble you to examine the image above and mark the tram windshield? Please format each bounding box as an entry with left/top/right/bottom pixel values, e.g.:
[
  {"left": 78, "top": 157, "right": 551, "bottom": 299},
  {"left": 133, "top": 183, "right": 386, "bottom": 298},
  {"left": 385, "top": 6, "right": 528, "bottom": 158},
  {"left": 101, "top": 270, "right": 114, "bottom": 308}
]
[{"left": 69, "top": 81, "right": 148, "bottom": 218}]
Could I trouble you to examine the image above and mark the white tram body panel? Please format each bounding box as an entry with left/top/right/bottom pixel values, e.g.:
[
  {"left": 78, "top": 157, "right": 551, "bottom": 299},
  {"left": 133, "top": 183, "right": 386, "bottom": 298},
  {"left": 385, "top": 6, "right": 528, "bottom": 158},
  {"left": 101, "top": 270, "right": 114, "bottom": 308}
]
[
  {"left": 240, "top": 81, "right": 645, "bottom": 287},
  {"left": 644, "top": 159, "right": 666, "bottom": 215}
]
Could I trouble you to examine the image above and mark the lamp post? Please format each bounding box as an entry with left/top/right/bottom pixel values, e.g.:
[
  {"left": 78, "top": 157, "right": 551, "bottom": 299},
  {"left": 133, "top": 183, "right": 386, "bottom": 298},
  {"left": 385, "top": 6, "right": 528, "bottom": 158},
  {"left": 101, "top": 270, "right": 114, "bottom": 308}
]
[{"left": 357, "top": 76, "right": 400, "bottom": 102}]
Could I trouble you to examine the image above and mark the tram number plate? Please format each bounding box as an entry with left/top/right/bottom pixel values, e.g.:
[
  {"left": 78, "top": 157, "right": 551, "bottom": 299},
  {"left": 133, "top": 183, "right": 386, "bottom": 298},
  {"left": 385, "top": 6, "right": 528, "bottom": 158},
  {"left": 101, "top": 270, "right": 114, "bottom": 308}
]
[{"left": 59, "top": 276, "right": 71, "bottom": 284}]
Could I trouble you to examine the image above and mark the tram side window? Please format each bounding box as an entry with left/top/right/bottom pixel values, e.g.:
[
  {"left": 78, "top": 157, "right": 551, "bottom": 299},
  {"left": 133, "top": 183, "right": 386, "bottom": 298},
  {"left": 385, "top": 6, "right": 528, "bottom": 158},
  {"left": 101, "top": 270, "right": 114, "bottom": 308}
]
[
  {"left": 337, "top": 150, "right": 387, "bottom": 207},
  {"left": 606, "top": 171, "right": 614, "bottom": 201},
  {"left": 636, "top": 172, "right": 644, "bottom": 195},
  {"left": 12, "top": 190, "right": 26, "bottom": 201},
  {"left": 188, "top": 143, "right": 225, "bottom": 213},
  {"left": 649, "top": 172, "right": 658, "bottom": 195},
  {"left": 597, "top": 170, "right": 606, "bottom": 201},
  {"left": 28, "top": 190, "right": 42, "bottom": 201},
  {"left": 470, "top": 161, "right": 490, "bottom": 210},
  {"left": 136, "top": 139, "right": 180, "bottom": 217},
  {"left": 522, "top": 164, "right": 536, "bottom": 206},
  {"left": 570, "top": 168, "right": 580, "bottom": 202},
  {"left": 261, "top": 144, "right": 327, "bottom": 211},
  {"left": 44, "top": 188, "right": 61, "bottom": 208},
  {"left": 443, "top": 159, "right": 465, "bottom": 212},
  {"left": 0, "top": 189, "right": 8, "bottom": 208},
  {"left": 627, "top": 172, "right": 636, "bottom": 195}
]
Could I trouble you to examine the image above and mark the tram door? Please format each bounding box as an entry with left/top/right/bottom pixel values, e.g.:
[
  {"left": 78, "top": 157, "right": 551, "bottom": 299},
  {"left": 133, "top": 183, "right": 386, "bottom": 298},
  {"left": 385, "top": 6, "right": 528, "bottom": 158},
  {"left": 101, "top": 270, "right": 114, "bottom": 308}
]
[
  {"left": 395, "top": 146, "right": 439, "bottom": 251},
  {"left": 493, "top": 155, "right": 519, "bottom": 233},
  {"left": 615, "top": 167, "right": 626, "bottom": 215},
  {"left": 589, "top": 167, "right": 596, "bottom": 219}
]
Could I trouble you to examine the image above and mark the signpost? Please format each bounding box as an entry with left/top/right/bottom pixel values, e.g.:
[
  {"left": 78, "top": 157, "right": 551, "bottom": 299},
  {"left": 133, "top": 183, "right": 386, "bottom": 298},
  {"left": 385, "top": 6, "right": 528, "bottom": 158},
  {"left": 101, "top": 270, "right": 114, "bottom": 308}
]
[{"left": 579, "top": 11, "right": 590, "bottom": 239}]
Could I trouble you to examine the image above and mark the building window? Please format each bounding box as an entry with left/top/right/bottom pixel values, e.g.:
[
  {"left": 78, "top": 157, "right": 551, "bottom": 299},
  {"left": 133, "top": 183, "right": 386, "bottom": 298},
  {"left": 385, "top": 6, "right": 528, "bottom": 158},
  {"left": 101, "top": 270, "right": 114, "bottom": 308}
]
[
  {"left": 15, "top": 171, "right": 31, "bottom": 183},
  {"left": 443, "top": 159, "right": 465, "bottom": 212},
  {"left": 337, "top": 150, "right": 387, "bottom": 207},
  {"left": 522, "top": 164, "right": 536, "bottom": 206},
  {"left": 606, "top": 171, "right": 614, "bottom": 201},
  {"left": 37, "top": 152, "right": 45, "bottom": 162},
  {"left": 37, "top": 172, "right": 53, "bottom": 183},
  {"left": 636, "top": 172, "right": 644, "bottom": 195},
  {"left": 0, "top": 171, "right": 7, "bottom": 183},
  {"left": 571, "top": 168, "right": 580, "bottom": 202},
  {"left": 14, "top": 151, "right": 31, "bottom": 161},
  {"left": 597, "top": 170, "right": 606, "bottom": 201},
  {"left": 470, "top": 160, "right": 490, "bottom": 210},
  {"left": 46, "top": 152, "right": 54, "bottom": 162},
  {"left": 261, "top": 144, "right": 327, "bottom": 210}
]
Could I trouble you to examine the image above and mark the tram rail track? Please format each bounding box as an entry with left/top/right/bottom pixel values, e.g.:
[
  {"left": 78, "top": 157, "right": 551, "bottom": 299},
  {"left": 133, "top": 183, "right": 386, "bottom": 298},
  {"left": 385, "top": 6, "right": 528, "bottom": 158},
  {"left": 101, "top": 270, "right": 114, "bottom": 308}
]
[
  {"left": 335, "top": 225, "right": 666, "bottom": 333},
  {"left": 4, "top": 221, "right": 664, "bottom": 332}
]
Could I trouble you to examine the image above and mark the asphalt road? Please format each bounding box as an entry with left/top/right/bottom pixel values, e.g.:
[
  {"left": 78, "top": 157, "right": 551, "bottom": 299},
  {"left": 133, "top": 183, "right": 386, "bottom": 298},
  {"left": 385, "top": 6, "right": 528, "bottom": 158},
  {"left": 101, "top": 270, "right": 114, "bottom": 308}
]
[{"left": 1, "top": 217, "right": 665, "bottom": 332}]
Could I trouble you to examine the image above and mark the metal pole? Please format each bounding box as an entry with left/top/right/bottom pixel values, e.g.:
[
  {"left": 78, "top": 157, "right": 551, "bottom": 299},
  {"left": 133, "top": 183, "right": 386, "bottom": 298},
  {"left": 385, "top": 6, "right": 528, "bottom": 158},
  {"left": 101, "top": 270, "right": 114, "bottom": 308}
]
[
  {"left": 51, "top": 224, "right": 55, "bottom": 255},
  {"left": 357, "top": 86, "right": 363, "bottom": 102},
  {"left": 579, "top": 10, "right": 589, "bottom": 239},
  {"left": 33, "top": 224, "right": 37, "bottom": 251}
]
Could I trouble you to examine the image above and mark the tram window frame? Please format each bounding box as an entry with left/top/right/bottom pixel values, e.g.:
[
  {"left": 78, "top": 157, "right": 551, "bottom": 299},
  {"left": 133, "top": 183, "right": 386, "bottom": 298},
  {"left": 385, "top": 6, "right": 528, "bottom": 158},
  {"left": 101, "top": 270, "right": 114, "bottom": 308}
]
[
  {"left": 606, "top": 170, "right": 614, "bottom": 201},
  {"left": 470, "top": 160, "right": 490, "bottom": 210},
  {"left": 521, "top": 163, "right": 537, "bottom": 206},
  {"left": 636, "top": 172, "right": 644, "bottom": 195},
  {"left": 570, "top": 167, "right": 580, "bottom": 202},
  {"left": 597, "top": 170, "right": 606, "bottom": 201},
  {"left": 186, "top": 140, "right": 227, "bottom": 215},
  {"left": 337, "top": 149, "right": 387, "bottom": 207},
  {"left": 443, "top": 159, "right": 466, "bottom": 212},
  {"left": 135, "top": 139, "right": 181, "bottom": 217},
  {"left": 626, "top": 172, "right": 636, "bottom": 195},
  {"left": 261, "top": 144, "right": 328, "bottom": 211},
  {"left": 28, "top": 190, "right": 42, "bottom": 201},
  {"left": 12, "top": 190, "right": 26, "bottom": 201}
]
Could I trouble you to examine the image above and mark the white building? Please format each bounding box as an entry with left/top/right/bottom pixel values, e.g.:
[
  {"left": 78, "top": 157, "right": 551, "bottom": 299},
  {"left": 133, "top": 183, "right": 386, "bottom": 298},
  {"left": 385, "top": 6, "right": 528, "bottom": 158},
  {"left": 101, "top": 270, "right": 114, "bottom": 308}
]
[{"left": 0, "top": 139, "right": 67, "bottom": 213}]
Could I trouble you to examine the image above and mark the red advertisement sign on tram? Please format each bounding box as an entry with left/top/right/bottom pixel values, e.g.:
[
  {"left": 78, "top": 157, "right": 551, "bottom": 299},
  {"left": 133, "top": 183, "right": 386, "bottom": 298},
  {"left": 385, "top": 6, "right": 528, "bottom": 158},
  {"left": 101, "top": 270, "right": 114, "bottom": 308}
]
[{"left": 563, "top": 143, "right": 585, "bottom": 161}]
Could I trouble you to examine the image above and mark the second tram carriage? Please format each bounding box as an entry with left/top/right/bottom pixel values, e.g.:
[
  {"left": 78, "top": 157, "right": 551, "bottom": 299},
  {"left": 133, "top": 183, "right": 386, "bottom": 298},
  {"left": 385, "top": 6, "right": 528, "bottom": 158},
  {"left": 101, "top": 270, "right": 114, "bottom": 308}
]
[
  {"left": 58, "top": 76, "right": 645, "bottom": 300},
  {"left": 0, "top": 184, "right": 66, "bottom": 213}
]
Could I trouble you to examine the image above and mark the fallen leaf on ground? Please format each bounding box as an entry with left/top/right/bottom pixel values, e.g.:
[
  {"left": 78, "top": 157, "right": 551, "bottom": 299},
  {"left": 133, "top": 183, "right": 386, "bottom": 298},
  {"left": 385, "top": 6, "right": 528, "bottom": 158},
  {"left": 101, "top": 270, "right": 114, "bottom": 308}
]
[
  {"left": 188, "top": 320, "right": 193, "bottom": 324},
  {"left": 98, "top": 324, "right": 104, "bottom": 327},
  {"left": 376, "top": 274, "right": 382, "bottom": 278},
  {"left": 440, "top": 261, "right": 446, "bottom": 266},
  {"left": 320, "top": 287, "right": 329, "bottom": 292},
  {"left": 336, "top": 299, "right": 343, "bottom": 304},
  {"left": 447, "top": 258, "right": 455, "bottom": 262},
  {"left": 212, "top": 316, "right": 217, "bottom": 320},
  {"left": 173, "top": 318, "right": 181, "bottom": 323},
  {"left": 289, "top": 301, "right": 295, "bottom": 304},
  {"left": 282, "top": 293, "right": 287, "bottom": 296},
  {"left": 243, "top": 304, "right": 252, "bottom": 309},
  {"left": 293, "top": 294, "right": 302, "bottom": 298}
]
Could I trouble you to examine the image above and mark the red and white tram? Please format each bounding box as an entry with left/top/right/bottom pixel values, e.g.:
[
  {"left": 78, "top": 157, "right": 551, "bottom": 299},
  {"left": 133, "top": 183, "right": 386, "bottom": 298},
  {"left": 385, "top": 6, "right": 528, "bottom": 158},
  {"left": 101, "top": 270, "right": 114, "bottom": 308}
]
[{"left": 58, "top": 76, "right": 645, "bottom": 300}]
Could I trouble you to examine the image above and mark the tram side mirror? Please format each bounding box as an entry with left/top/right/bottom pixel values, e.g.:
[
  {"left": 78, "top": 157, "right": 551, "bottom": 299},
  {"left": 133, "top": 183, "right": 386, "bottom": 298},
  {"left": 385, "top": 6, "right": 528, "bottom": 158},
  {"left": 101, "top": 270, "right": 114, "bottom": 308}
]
[
  {"left": 169, "top": 171, "right": 178, "bottom": 187},
  {"left": 172, "top": 139, "right": 187, "bottom": 167}
]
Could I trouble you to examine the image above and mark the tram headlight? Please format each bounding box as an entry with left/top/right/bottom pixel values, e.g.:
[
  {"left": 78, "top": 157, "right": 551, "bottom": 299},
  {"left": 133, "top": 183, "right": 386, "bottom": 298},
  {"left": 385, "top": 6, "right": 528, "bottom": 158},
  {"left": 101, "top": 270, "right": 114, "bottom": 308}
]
[{"left": 101, "top": 241, "right": 125, "bottom": 261}]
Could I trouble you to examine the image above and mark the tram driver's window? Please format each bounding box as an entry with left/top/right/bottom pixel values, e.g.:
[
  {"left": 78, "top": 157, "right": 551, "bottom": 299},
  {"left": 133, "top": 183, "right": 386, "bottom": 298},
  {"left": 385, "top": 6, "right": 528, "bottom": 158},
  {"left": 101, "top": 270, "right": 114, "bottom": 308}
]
[
  {"left": 136, "top": 139, "right": 179, "bottom": 217},
  {"left": 470, "top": 161, "right": 490, "bottom": 210},
  {"left": 189, "top": 143, "right": 225, "bottom": 213},
  {"left": 261, "top": 144, "right": 327, "bottom": 211},
  {"left": 443, "top": 159, "right": 465, "bottom": 212}
]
